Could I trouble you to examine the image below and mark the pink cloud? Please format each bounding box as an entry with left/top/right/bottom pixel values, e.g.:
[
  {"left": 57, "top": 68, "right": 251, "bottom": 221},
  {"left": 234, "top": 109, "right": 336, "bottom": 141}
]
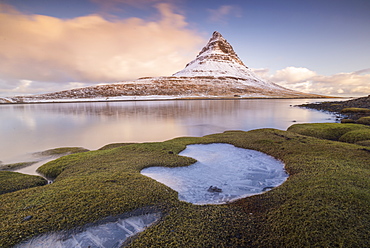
[
  {"left": 253, "top": 67, "right": 370, "bottom": 97},
  {"left": 0, "top": 3, "right": 204, "bottom": 93},
  {"left": 207, "top": 5, "right": 242, "bottom": 24}
]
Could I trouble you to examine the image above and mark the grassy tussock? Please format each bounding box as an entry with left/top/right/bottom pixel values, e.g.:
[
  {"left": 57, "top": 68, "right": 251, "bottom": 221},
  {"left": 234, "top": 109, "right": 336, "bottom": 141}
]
[
  {"left": 356, "top": 140, "right": 370, "bottom": 147},
  {"left": 287, "top": 123, "right": 370, "bottom": 141},
  {"left": 0, "top": 171, "right": 47, "bottom": 195},
  {"left": 0, "top": 161, "right": 37, "bottom": 171},
  {"left": 340, "top": 118, "right": 355, "bottom": 123},
  {"left": 339, "top": 129, "right": 370, "bottom": 143},
  {"left": 341, "top": 107, "right": 370, "bottom": 113},
  {"left": 357, "top": 116, "right": 370, "bottom": 125},
  {"left": 35, "top": 147, "right": 89, "bottom": 156},
  {"left": 0, "top": 130, "right": 369, "bottom": 247},
  {"left": 98, "top": 143, "right": 137, "bottom": 150}
]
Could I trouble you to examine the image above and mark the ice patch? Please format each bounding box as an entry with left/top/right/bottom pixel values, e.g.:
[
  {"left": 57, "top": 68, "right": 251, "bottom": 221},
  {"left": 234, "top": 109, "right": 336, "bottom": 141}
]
[
  {"left": 15, "top": 213, "right": 160, "bottom": 248},
  {"left": 141, "top": 143, "right": 288, "bottom": 205}
]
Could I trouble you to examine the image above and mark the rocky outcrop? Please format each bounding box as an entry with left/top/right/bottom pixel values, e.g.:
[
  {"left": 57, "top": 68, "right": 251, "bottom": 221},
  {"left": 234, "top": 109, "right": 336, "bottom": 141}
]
[{"left": 299, "top": 95, "right": 370, "bottom": 120}]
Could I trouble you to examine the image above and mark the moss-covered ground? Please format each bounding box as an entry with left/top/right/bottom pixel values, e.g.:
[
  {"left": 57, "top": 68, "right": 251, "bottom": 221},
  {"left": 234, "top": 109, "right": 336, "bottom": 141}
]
[
  {"left": 34, "top": 147, "right": 89, "bottom": 156},
  {"left": 287, "top": 122, "right": 370, "bottom": 141},
  {"left": 358, "top": 116, "right": 370, "bottom": 125},
  {"left": 0, "top": 161, "right": 37, "bottom": 171},
  {"left": 341, "top": 107, "right": 370, "bottom": 114},
  {"left": 0, "top": 127, "right": 369, "bottom": 247},
  {"left": 0, "top": 171, "right": 47, "bottom": 195}
]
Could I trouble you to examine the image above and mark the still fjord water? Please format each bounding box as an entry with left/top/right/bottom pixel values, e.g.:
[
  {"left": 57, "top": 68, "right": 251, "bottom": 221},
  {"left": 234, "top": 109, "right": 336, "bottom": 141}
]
[{"left": 0, "top": 99, "right": 339, "bottom": 164}]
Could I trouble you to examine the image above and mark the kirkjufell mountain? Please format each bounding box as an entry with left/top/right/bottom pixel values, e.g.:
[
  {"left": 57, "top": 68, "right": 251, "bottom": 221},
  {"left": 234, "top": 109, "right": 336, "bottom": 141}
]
[
  {"left": 173, "top": 31, "right": 261, "bottom": 79},
  {"left": 1, "top": 31, "right": 325, "bottom": 103}
]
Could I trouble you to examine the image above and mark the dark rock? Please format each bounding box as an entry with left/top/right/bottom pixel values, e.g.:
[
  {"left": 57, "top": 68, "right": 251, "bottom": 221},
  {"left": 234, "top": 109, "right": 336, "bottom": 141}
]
[
  {"left": 208, "top": 186, "right": 222, "bottom": 193},
  {"left": 23, "top": 215, "right": 33, "bottom": 222}
]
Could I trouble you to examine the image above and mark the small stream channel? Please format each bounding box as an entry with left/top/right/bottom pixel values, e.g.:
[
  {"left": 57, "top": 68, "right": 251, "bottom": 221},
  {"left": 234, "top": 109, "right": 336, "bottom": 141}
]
[
  {"left": 15, "top": 213, "right": 161, "bottom": 248},
  {"left": 13, "top": 156, "right": 64, "bottom": 183}
]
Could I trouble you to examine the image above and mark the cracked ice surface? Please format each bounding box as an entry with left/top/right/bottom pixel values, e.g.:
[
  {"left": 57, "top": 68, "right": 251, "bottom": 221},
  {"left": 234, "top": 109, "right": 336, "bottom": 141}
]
[
  {"left": 15, "top": 213, "right": 160, "bottom": 248},
  {"left": 141, "top": 143, "right": 288, "bottom": 205}
]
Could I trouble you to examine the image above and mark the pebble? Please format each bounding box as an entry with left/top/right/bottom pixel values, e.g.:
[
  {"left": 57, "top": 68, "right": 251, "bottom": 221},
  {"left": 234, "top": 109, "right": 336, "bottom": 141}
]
[{"left": 23, "top": 215, "right": 33, "bottom": 222}]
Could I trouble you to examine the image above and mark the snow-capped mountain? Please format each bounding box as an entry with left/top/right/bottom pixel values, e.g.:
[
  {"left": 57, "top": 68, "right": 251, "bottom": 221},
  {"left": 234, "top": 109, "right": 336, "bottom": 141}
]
[
  {"left": 1, "top": 31, "right": 326, "bottom": 104},
  {"left": 173, "top": 31, "right": 257, "bottom": 79},
  {"left": 172, "top": 31, "right": 291, "bottom": 92}
]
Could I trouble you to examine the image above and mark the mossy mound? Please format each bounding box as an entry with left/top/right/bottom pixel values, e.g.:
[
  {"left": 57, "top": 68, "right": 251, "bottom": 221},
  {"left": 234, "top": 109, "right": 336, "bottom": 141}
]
[
  {"left": 287, "top": 123, "right": 370, "bottom": 141},
  {"left": 341, "top": 107, "right": 370, "bottom": 113},
  {"left": 98, "top": 143, "right": 137, "bottom": 150},
  {"left": 0, "top": 161, "right": 37, "bottom": 171},
  {"left": 0, "top": 171, "right": 47, "bottom": 195},
  {"left": 1, "top": 130, "right": 369, "bottom": 247},
  {"left": 357, "top": 116, "right": 370, "bottom": 125},
  {"left": 339, "top": 129, "right": 370, "bottom": 143},
  {"left": 35, "top": 147, "right": 89, "bottom": 156},
  {"left": 356, "top": 140, "right": 370, "bottom": 147},
  {"left": 340, "top": 118, "right": 355, "bottom": 123}
]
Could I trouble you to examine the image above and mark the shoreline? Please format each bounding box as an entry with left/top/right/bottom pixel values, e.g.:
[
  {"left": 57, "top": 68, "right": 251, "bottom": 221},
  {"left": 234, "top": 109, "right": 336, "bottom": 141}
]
[
  {"left": 0, "top": 95, "right": 341, "bottom": 105},
  {"left": 298, "top": 95, "right": 370, "bottom": 121}
]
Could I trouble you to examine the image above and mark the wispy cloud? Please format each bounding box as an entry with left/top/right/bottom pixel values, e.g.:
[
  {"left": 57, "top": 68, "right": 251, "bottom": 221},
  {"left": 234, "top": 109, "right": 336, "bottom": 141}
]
[
  {"left": 91, "top": 0, "right": 168, "bottom": 7},
  {"left": 0, "top": 3, "right": 204, "bottom": 96},
  {"left": 253, "top": 67, "right": 370, "bottom": 97},
  {"left": 90, "top": 0, "right": 173, "bottom": 12},
  {"left": 207, "top": 5, "right": 242, "bottom": 24}
]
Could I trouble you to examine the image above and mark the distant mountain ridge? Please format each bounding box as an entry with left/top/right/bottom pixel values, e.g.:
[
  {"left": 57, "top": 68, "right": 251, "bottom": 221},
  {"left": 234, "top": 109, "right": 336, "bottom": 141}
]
[{"left": 1, "top": 31, "right": 326, "bottom": 103}]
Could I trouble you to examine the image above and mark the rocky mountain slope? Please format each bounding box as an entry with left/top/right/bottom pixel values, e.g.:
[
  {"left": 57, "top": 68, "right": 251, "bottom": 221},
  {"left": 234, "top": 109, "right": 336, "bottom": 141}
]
[{"left": 2, "top": 31, "right": 325, "bottom": 103}]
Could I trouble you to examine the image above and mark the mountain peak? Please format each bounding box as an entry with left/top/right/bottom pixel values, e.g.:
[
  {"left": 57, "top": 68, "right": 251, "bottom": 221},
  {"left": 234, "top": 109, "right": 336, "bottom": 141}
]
[
  {"left": 209, "top": 31, "right": 223, "bottom": 43},
  {"left": 196, "top": 31, "right": 246, "bottom": 67},
  {"left": 172, "top": 31, "right": 254, "bottom": 78}
]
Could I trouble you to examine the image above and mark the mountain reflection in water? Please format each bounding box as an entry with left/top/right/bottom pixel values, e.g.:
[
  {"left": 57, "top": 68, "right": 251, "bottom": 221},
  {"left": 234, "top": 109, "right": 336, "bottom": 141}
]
[{"left": 0, "top": 99, "right": 340, "bottom": 163}]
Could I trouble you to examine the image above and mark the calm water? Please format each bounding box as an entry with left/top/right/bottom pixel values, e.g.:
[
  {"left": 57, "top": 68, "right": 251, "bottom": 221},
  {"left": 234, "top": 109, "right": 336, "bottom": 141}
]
[{"left": 0, "top": 99, "right": 340, "bottom": 164}]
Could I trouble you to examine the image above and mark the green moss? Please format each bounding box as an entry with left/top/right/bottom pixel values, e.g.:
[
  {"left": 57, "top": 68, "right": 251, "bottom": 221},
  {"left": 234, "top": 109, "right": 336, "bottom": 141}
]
[
  {"left": 341, "top": 107, "right": 370, "bottom": 113},
  {"left": 36, "top": 147, "right": 89, "bottom": 156},
  {"left": 0, "top": 171, "right": 47, "bottom": 195},
  {"left": 287, "top": 123, "right": 370, "bottom": 141},
  {"left": 0, "top": 161, "right": 37, "bottom": 171},
  {"left": 340, "top": 118, "right": 355, "bottom": 123},
  {"left": 357, "top": 116, "right": 370, "bottom": 125},
  {"left": 339, "top": 129, "right": 370, "bottom": 143},
  {"left": 98, "top": 143, "right": 137, "bottom": 150},
  {"left": 132, "top": 129, "right": 370, "bottom": 247},
  {"left": 1, "top": 130, "right": 369, "bottom": 247},
  {"left": 356, "top": 140, "right": 370, "bottom": 147}
]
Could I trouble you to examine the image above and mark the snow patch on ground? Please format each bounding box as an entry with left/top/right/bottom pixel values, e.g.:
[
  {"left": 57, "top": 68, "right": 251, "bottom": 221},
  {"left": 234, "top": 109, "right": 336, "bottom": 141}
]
[
  {"left": 141, "top": 143, "right": 288, "bottom": 205},
  {"left": 173, "top": 59, "right": 259, "bottom": 80}
]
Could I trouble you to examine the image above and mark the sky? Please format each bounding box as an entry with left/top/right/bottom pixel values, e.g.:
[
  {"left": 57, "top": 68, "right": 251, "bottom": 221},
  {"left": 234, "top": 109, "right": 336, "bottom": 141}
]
[{"left": 0, "top": 0, "right": 369, "bottom": 97}]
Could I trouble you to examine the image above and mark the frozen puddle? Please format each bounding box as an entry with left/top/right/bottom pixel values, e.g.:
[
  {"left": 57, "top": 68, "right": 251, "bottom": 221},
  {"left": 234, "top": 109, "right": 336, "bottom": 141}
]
[
  {"left": 142, "top": 143, "right": 288, "bottom": 205},
  {"left": 15, "top": 213, "right": 160, "bottom": 248}
]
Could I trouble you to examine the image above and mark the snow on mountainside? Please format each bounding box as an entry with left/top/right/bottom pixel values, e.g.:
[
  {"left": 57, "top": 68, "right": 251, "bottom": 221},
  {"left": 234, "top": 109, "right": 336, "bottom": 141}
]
[
  {"left": 173, "top": 31, "right": 256, "bottom": 79},
  {"left": 172, "top": 31, "right": 290, "bottom": 92},
  {"left": 2, "top": 31, "right": 326, "bottom": 104}
]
